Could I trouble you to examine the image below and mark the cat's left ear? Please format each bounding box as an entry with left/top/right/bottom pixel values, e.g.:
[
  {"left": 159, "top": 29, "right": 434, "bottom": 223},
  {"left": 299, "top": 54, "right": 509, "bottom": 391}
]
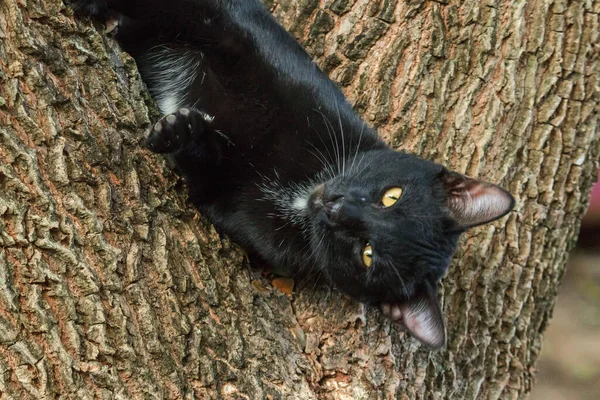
[
  {"left": 399, "top": 283, "right": 445, "bottom": 349},
  {"left": 440, "top": 169, "right": 515, "bottom": 229}
]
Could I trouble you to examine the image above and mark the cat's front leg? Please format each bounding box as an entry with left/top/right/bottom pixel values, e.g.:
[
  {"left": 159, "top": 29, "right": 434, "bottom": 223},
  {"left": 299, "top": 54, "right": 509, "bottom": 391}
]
[
  {"left": 68, "top": 0, "right": 119, "bottom": 20},
  {"left": 69, "top": 0, "right": 222, "bottom": 26}
]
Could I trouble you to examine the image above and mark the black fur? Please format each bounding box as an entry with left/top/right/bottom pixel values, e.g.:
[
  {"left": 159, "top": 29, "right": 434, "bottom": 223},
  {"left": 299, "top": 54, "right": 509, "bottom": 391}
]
[{"left": 71, "top": 0, "right": 515, "bottom": 349}]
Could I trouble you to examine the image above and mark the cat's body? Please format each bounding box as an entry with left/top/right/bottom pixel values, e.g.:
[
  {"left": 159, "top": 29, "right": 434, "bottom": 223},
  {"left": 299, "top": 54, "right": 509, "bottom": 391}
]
[{"left": 72, "top": 0, "right": 515, "bottom": 348}]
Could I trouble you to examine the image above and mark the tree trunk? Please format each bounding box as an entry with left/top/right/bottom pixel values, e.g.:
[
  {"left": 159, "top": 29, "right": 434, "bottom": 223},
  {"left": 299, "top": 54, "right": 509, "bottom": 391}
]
[{"left": 0, "top": 0, "right": 598, "bottom": 398}]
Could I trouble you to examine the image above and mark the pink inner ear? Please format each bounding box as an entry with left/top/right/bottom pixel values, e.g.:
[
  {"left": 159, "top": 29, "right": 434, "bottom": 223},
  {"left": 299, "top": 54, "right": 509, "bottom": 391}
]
[
  {"left": 400, "top": 298, "right": 445, "bottom": 349},
  {"left": 446, "top": 174, "right": 514, "bottom": 228}
]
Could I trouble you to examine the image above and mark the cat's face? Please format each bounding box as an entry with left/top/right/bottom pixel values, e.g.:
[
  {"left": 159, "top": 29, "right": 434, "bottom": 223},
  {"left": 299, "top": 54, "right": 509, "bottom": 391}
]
[
  {"left": 309, "top": 150, "right": 458, "bottom": 302},
  {"left": 306, "top": 149, "right": 514, "bottom": 348}
]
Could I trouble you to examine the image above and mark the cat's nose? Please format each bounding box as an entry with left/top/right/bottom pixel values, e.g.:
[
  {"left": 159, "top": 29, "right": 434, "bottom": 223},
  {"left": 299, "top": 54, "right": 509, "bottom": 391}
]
[{"left": 324, "top": 197, "right": 366, "bottom": 230}]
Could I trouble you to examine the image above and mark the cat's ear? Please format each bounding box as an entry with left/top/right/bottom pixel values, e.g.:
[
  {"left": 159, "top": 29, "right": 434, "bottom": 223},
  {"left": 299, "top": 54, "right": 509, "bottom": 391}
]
[
  {"left": 440, "top": 169, "right": 515, "bottom": 229},
  {"left": 399, "top": 283, "right": 446, "bottom": 349}
]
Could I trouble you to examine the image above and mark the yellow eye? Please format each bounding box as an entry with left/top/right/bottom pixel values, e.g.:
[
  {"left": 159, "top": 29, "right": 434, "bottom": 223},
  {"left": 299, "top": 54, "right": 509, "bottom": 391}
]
[
  {"left": 382, "top": 187, "right": 403, "bottom": 207},
  {"left": 362, "top": 243, "right": 373, "bottom": 268}
]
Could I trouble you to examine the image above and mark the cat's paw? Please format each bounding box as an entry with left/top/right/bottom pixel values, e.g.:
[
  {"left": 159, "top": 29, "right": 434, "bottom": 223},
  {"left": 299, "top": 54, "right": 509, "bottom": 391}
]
[{"left": 144, "top": 108, "right": 209, "bottom": 154}]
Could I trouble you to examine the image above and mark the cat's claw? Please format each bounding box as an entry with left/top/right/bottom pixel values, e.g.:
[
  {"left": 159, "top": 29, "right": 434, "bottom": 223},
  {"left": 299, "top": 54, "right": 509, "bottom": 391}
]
[{"left": 144, "top": 108, "right": 207, "bottom": 154}]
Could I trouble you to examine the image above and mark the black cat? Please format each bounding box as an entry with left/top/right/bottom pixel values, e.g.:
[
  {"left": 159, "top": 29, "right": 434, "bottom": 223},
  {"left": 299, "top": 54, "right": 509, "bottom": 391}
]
[{"left": 71, "top": 0, "right": 515, "bottom": 349}]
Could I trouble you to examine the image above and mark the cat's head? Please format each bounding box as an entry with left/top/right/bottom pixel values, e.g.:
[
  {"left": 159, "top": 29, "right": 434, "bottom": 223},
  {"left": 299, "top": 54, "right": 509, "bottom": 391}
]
[{"left": 307, "top": 148, "right": 514, "bottom": 349}]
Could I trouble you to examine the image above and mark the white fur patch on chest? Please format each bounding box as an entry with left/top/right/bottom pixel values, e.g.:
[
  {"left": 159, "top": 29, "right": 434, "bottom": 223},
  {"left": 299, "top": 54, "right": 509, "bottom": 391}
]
[{"left": 143, "top": 47, "right": 203, "bottom": 115}]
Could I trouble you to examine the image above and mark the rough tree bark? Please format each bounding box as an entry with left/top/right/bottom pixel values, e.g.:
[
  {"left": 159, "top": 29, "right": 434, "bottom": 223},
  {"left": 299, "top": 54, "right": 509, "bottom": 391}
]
[{"left": 0, "top": 0, "right": 598, "bottom": 398}]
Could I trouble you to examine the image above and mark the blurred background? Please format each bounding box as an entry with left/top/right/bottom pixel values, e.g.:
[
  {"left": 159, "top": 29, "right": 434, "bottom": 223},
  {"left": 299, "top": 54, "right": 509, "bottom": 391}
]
[{"left": 531, "top": 174, "right": 600, "bottom": 400}]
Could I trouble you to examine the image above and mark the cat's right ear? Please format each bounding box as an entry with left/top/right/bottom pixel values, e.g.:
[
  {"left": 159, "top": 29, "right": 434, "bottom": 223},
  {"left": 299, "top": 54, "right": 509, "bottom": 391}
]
[{"left": 440, "top": 169, "right": 515, "bottom": 229}]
